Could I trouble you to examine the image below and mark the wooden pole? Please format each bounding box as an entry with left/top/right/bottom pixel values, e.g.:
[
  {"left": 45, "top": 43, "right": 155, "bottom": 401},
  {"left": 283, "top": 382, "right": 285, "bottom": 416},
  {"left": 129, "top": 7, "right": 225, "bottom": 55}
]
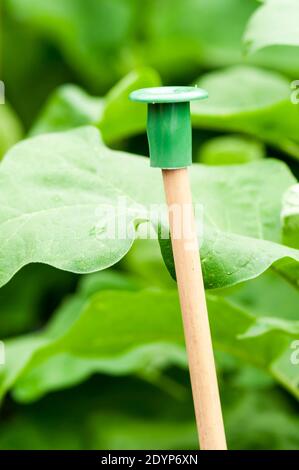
[{"left": 162, "top": 167, "right": 227, "bottom": 450}]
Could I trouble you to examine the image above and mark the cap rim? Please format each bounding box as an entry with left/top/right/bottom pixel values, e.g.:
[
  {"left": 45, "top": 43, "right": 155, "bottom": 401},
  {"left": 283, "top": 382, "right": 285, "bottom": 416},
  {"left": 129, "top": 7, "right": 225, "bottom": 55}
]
[{"left": 130, "top": 86, "right": 208, "bottom": 104}]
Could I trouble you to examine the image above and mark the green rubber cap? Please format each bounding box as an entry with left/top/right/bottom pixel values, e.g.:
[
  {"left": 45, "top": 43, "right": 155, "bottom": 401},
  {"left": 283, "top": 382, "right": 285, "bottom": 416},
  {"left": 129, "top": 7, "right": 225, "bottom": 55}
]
[{"left": 130, "top": 86, "right": 208, "bottom": 169}]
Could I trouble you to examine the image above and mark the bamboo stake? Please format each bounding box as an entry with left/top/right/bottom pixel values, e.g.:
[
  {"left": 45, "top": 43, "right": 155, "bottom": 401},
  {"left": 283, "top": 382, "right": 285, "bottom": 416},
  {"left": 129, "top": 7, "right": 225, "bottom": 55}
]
[
  {"left": 162, "top": 168, "right": 227, "bottom": 450},
  {"left": 130, "top": 86, "right": 227, "bottom": 449}
]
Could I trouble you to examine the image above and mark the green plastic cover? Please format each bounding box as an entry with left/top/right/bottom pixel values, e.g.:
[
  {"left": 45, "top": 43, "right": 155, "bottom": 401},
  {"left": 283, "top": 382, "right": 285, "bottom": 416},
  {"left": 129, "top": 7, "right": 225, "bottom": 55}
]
[{"left": 130, "top": 86, "right": 208, "bottom": 169}]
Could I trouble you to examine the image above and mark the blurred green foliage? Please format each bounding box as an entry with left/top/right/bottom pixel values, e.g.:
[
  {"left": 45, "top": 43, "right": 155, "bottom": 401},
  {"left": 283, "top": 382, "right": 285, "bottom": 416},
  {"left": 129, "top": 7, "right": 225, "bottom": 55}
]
[
  {"left": 0, "top": 104, "right": 22, "bottom": 159},
  {"left": 198, "top": 135, "right": 264, "bottom": 165},
  {"left": 1, "top": 0, "right": 299, "bottom": 451}
]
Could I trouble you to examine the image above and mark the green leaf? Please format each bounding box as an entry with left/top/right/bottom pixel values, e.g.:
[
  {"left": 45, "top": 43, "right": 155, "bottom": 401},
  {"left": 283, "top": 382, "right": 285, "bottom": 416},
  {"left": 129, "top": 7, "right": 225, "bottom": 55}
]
[
  {"left": 0, "top": 287, "right": 186, "bottom": 403},
  {"left": 226, "top": 269, "right": 299, "bottom": 321},
  {"left": 0, "top": 126, "right": 298, "bottom": 290},
  {"left": 0, "top": 127, "right": 144, "bottom": 288},
  {"left": 244, "top": 0, "right": 299, "bottom": 54},
  {"left": 98, "top": 68, "right": 161, "bottom": 142},
  {"left": 221, "top": 268, "right": 299, "bottom": 397},
  {"left": 0, "top": 104, "right": 23, "bottom": 159},
  {"left": 30, "top": 68, "right": 161, "bottom": 142},
  {"left": 208, "top": 294, "right": 299, "bottom": 398},
  {"left": 79, "top": 269, "right": 140, "bottom": 296},
  {"left": 30, "top": 86, "right": 104, "bottom": 137},
  {"left": 121, "top": 239, "right": 177, "bottom": 289},
  {"left": 1, "top": 272, "right": 299, "bottom": 402},
  {"left": 198, "top": 135, "right": 264, "bottom": 165},
  {"left": 192, "top": 66, "right": 299, "bottom": 160}
]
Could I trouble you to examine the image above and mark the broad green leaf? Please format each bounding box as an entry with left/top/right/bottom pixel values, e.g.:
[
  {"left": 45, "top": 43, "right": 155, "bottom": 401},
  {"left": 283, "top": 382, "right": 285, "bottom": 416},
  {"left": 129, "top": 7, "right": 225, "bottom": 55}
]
[
  {"left": 1, "top": 275, "right": 299, "bottom": 402},
  {"left": 207, "top": 295, "right": 299, "bottom": 398},
  {"left": 79, "top": 269, "right": 140, "bottom": 296},
  {"left": 198, "top": 135, "right": 264, "bottom": 165},
  {"left": 31, "top": 68, "right": 161, "bottom": 142},
  {"left": 238, "top": 318, "right": 299, "bottom": 340},
  {"left": 192, "top": 66, "right": 299, "bottom": 160},
  {"left": 270, "top": 346, "right": 299, "bottom": 399},
  {"left": 244, "top": 0, "right": 299, "bottom": 54},
  {"left": 222, "top": 269, "right": 299, "bottom": 397},
  {"left": 30, "top": 86, "right": 104, "bottom": 137},
  {"left": 0, "top": 287, "right": 186, "bottom": 402},
  {"left": 0, "top": 126, "right": 299, "bottom": 290},
  {"left": 282, "top": 184, "right": 299, "bottom": 249},
  {"left": 0, "top": 270, "right": 180, "bottom": 402},
  {"left": 226, "top": 270, "right": 299, "bottom": 321},
  {"left": 121, "top": 239, "right": 177, "bottom": 289},
  {"left": 0, "top": 104, "right": 23, "bottom": 159},
  {"left": 97, "top": 68, "right": 161, "bottom": 142}
]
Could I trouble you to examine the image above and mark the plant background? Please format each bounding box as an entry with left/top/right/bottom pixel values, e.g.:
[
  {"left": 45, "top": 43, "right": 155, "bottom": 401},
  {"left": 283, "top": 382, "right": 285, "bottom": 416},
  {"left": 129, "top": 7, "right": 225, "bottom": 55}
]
[{"left": 1, "top": 0, "right": 299, "bottom": 450}]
